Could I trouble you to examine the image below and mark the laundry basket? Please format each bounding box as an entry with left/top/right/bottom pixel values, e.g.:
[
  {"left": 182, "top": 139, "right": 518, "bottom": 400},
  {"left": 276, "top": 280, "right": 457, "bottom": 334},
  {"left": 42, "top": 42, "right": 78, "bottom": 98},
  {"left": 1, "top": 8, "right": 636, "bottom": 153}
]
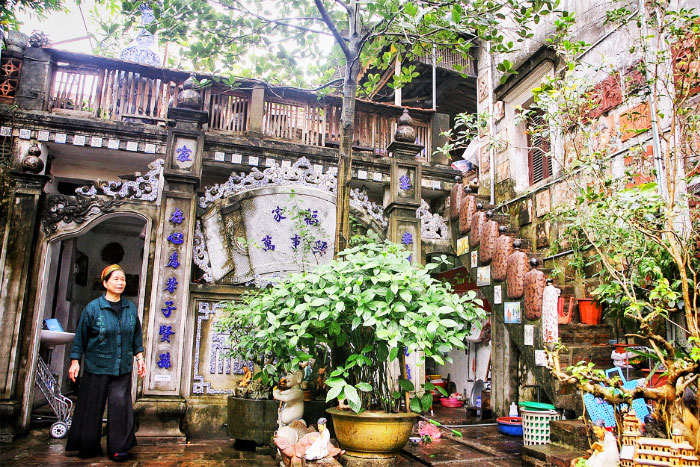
[{"left": 521, "top": 409, "right": 560, "bottom": 445}]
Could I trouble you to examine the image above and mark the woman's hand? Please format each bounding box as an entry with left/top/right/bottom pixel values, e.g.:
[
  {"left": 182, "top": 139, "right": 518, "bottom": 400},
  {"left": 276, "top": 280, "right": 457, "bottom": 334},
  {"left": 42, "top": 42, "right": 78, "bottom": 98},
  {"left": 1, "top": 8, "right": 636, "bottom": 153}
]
[
  {"left": 68, "top": 360, "right": 80, "bottom": 382},
  {"left": 135, "top": 353, "right": 146, "bottom": 378}
]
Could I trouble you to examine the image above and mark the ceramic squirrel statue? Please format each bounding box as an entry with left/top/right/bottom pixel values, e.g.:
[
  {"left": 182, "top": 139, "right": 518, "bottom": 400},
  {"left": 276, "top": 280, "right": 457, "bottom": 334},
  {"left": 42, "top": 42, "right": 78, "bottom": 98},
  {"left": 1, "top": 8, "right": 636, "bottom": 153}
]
[{"left": 273, "top": 370, "right": 305, "bottom": 428}]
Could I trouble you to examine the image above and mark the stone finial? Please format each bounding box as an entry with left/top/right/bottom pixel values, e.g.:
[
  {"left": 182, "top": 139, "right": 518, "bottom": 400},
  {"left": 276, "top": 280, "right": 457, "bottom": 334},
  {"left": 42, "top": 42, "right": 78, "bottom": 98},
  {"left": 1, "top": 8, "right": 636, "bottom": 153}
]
[
  {"left": 21, "top": 144, "right": 44, "bottom": 174},
  {"left": 5, "top": 31, "right": 28, "bottom": 56},
  {"left": 394, "top": 109, "right": 416, "bottom": 143},
  {"left": 176, "top": 74, "right": 202, "bottom": 110}
]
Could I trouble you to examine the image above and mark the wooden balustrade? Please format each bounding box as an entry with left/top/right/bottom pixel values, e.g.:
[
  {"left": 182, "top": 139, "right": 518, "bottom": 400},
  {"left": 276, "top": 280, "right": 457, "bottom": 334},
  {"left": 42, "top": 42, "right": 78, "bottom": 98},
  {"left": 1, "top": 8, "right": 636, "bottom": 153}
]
[
  {"left": 50, "top": 63, "right": 182, "bottom": 122},
  {"left": 48, "top": 55, "right": 433, "bottom": 158}
]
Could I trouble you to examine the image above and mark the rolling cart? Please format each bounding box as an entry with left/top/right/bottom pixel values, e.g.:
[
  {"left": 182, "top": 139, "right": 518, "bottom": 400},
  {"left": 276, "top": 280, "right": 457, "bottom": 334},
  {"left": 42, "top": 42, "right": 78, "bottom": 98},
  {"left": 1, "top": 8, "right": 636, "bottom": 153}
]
[{"left": 35, "top": 330, "right": 75, "bottom": 438}]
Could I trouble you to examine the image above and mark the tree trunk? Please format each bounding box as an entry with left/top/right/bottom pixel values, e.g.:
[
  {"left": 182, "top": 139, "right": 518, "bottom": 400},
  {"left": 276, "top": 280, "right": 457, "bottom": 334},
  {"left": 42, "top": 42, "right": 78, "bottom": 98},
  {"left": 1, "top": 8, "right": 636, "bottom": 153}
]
[{"left": 334, "top": 63, "right": 358, "bottom": 256}]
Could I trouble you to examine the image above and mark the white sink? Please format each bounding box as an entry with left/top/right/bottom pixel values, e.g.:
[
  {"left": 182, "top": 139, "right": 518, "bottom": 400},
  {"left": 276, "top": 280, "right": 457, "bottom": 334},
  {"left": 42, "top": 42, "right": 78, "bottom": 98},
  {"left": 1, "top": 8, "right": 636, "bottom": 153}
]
[{"left": 40, "top": 330, "right": 75, "bottom": 347}]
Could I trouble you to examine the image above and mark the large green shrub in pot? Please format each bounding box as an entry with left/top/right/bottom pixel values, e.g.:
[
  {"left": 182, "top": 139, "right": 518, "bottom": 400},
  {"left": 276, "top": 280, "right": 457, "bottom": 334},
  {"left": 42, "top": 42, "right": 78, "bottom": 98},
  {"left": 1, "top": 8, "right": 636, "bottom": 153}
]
[{"left": 218, "top": 238, "right": 486, "bottom": 413}]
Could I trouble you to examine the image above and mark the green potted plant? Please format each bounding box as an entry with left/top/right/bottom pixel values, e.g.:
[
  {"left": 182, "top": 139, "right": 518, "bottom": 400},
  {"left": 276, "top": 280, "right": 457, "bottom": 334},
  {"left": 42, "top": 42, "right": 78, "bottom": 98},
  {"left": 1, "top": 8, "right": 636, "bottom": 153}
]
[{"left": 218, "top": 237, "right": 486, "bottom": 461}]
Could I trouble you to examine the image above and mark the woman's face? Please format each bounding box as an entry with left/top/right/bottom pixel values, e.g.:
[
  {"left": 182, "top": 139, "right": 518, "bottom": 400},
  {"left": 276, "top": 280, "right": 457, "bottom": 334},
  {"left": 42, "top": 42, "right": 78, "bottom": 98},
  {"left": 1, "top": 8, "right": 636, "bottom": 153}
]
[{"left": 103, "top": 270, "right": 126, "bottom": 296}]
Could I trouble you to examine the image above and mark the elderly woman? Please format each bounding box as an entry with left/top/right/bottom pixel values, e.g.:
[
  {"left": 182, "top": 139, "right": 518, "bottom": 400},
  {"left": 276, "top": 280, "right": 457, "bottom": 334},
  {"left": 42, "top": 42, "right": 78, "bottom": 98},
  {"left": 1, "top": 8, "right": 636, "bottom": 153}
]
[{"left": 65, "top": 264, "right": 146, "bottom": 461}]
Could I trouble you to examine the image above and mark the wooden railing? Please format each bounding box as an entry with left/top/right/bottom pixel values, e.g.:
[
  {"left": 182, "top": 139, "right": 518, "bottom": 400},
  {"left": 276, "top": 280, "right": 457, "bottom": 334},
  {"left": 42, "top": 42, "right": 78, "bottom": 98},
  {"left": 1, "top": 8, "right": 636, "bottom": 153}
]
[
  {"left": 48, "top": 53, "right": 433, "bottom": 159},
  {"left": 416, "top": 48, "right": 476, "bottom": 77},
  {"left": 50, "top": 63, "right": 182, "bottom": 122}
]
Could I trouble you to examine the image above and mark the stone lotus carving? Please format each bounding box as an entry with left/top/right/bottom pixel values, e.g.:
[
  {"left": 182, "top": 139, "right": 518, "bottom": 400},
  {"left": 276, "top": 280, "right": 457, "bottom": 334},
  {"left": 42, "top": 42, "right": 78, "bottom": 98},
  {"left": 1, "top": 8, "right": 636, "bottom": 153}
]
[
  {"left": 469, "top": 210, "right": 486, "bottom": 247},
  {"left": 506, "top": 245, "right": 530, "bottom": 299},
  {"left": 416, "top": 199, "right": 448, "bottom": 240},
  {"left": 459, "top": 195, "right": 477, "bottom": 234},
  {"left": 480, "top": 220, "right": 499, "bottom": 263},
  {"left": 524, "top": 267, "right": 546, "bottom": 320},
  {"left": 199, "top": 157, "right": 337, "bottom": 209},
  {"left": 42, "top": 195, "right": 124, "bottom": 235},
  {"left": 450, "top": 179, "right": 464, "bottom": 221},
  {"left": 193, "top": 221, "right": 214, "bottom": 283},
  {"left": 76, "top": 159, "right": 164, "bottom": 201},
  {"left": 492, "top": 235, "right": 514, "bottom": 281}
]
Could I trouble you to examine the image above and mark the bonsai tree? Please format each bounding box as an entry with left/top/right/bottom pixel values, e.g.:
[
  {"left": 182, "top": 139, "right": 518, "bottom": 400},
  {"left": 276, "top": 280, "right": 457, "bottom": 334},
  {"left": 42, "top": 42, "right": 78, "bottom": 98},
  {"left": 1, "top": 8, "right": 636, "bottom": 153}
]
[{"left": 217, "top": 237, "right": 486, "bottom": 413}]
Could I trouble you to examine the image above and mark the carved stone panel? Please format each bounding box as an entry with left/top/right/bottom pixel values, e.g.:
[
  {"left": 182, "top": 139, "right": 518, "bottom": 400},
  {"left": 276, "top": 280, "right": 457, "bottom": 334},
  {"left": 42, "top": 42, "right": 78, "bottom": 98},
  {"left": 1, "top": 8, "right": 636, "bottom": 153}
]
[
  {"left": 459, "top": 195, "right": 477, "bottom": 234},
  {"left": 492, "top": 235, "right": 514, "bottom": 281},
  {"left": 469, "top": 211, "right": 486, "bottom": 247},
  {"left": 479, "top": 220, "right": 499, "bottom": 263},
  {"left": 450, "top": 183, "right": 465, "bottom": 221},
  {"left": 506, "top": 251, "right": 530, "bottom": 299},
  {"left": 524, "top": 269, "right": 546, "bottom": 320},
  {"left": 588, "top": 73, "right": 622, "bottom": 120}
]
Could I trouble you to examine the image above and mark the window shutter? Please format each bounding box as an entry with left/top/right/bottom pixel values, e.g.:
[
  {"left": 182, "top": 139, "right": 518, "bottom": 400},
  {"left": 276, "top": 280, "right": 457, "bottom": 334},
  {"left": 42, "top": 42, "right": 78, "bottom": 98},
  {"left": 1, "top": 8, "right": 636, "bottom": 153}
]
[{"left": 527, "top": 110, "right": 551, "bottom": 185}]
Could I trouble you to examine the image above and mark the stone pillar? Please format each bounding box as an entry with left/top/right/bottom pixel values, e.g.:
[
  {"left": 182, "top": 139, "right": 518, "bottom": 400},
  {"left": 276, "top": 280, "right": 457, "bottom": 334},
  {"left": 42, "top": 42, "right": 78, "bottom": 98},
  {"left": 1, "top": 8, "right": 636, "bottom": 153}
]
[
  {"left": 386, "top": 109, "right": 424, "bottom": 266},
  {"left": 135, "top": 76, "right": 207, "bottom": 443},
  {"left": 15, "top": 46, "right": 52, "bottom": 111},
  {"left": 248, "top": 84, "right": 265, "bottom": 138},
  {"left": 0, "top": 143, "right": 49, "bottom": 440},
  {"left": 385, "top": 110, "right": 426, "bottom": 407}
]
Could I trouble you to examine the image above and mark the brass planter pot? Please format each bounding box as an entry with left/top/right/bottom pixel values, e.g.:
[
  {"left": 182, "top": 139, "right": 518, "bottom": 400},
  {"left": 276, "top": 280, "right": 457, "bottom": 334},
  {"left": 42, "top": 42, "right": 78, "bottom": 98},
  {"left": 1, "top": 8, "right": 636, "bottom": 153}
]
[{"left": 326, "top": 408, "right": 417, "bottom": 459}]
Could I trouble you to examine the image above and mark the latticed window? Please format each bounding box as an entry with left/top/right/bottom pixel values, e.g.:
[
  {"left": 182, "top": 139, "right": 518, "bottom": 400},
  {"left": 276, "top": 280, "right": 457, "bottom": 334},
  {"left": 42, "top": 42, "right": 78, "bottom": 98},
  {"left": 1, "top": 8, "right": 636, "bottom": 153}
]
[
  {"left": 0, "top": 56, "right": 22, "bottom": 101},
  {"left": 526, "top": 108, "right": 552, "bottom": 185}
]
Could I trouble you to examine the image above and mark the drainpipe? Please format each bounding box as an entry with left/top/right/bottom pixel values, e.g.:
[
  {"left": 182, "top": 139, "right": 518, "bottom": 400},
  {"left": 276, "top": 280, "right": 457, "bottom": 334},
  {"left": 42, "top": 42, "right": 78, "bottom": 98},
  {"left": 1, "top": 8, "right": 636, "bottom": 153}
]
[
  {"left": 639, "top": 0, "right": 667, "bottom": 200},
  {"left": 486, "top": 42, "right": 495, "bottom": 205}
]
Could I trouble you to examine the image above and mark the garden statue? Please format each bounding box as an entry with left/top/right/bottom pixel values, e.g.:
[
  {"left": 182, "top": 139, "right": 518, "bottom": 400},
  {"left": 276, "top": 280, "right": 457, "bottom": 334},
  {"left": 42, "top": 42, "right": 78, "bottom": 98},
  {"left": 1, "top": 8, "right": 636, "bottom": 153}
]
[
  {"left": 274, "top": 418, "right": 344, "bottom": 465},
  {"left": 239, "top": 365, "right": 252, "bottom": 387},
  {"left": 584, "top": 420, "right": 619, "bottom": 467},
  {"left": 273, "top": 370, "right": 305, "bottom": 428}
]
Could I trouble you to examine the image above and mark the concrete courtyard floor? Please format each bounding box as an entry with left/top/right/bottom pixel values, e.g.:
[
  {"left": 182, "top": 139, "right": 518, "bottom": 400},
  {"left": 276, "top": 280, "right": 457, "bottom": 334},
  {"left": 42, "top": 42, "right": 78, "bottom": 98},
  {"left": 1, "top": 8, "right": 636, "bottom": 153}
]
[{"left": 1, "top": 408, "right": 523, "bottom": 466}]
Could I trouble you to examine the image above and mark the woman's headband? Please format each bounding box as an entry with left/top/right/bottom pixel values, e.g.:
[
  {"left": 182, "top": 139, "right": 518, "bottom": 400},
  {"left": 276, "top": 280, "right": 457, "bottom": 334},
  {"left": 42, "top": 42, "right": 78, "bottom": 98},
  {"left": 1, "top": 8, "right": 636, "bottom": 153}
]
[{"left": 101, "top": 264, "right": 123, "bottom": 281}]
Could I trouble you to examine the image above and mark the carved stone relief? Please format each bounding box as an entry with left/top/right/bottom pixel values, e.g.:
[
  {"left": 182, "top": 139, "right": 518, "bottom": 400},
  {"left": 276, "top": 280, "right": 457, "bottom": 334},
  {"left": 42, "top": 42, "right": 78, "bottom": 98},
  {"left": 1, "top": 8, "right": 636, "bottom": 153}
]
[
  {"left": 492, "top": 235, "right": 514, "bottom": 281},
  {"left": 524, "top": 268, "right": 546, "bottom": 320},
  {"left": 450, "top": 183, "right": 465, "bottom": 221},
  {"left": 469, "top": 211, "right": 486, "bottom": 247},
  {"left": 479, "top": 220, "right": 499, "bottom": 263},
  {"left": 459, "top": 195, "right": 476, "bottom": 234},
  {"left": 506, "top": 250, "right": 530, "bottom": 299}
]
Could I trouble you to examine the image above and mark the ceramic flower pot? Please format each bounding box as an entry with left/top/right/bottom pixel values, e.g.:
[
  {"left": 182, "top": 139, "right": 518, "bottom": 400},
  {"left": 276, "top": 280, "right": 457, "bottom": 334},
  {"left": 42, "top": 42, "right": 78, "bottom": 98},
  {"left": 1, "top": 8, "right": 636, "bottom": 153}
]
[{"left": 327, "top": 408, "right": 417, "bottom": 460}]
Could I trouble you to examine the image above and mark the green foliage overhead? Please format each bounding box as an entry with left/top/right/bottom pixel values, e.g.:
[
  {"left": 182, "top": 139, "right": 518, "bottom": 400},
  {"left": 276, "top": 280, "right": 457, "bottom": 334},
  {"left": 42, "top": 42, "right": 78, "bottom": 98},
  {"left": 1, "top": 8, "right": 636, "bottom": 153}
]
[
  {"left": 2, "top": 0, "right": 65, "bottom": 31},
  {"left": 92, "top": 0, "right": 560, "bottom": 89},
  {"left": 217, "top": 238, "right": 486, "bottom": 413}
]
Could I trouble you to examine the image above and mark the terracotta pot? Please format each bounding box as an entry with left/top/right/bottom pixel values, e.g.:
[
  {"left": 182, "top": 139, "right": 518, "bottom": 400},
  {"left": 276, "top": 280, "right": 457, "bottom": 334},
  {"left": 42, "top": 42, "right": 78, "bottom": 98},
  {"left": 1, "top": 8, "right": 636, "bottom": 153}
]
[
  {"left": 327, "top": 408, "right": 417, "bottom": 459},
  {"left": 578, "top": 299, "right": 602, "bottom": 325}
]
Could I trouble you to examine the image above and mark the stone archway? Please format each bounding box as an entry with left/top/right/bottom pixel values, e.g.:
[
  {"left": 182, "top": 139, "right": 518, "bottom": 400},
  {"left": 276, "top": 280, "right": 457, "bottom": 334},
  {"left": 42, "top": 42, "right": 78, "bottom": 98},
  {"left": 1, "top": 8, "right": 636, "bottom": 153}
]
[{"left": 20, "top": 211, "right": 152, "bottom": 432}]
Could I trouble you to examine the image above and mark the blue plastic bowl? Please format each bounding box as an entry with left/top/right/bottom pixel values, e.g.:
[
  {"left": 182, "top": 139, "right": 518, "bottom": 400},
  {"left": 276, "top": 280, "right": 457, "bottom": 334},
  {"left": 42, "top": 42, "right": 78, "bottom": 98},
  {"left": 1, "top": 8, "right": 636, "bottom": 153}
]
[{"left": 497, "top": 417, "right": 523, "bottom": 436}]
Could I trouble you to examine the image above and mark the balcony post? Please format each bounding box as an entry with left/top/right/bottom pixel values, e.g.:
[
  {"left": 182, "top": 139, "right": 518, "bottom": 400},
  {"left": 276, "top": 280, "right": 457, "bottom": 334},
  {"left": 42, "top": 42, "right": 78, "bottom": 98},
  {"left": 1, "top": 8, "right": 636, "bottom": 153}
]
[
  {"left": 430, "top": 112, "right": 451, "bottom": 166},
  {"left": 248, "top": 84, "right": 265, "bottom": 138}
]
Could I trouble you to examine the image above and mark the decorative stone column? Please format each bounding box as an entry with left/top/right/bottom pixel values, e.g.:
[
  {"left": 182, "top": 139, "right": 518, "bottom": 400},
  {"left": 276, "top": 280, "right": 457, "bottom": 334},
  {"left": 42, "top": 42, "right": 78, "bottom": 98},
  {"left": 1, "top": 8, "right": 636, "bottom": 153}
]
[
  {"left": 385, "top": 110, "right": 425, "bottom": 420},
  {"left": 386, "top": 109, "right": 423, "bottom": 266},
  {"left": 135, "top": 75, "right": 207, "bottom": 443},
  {"left": 0, "top": 144, "right": 49, "bottom": 440}
]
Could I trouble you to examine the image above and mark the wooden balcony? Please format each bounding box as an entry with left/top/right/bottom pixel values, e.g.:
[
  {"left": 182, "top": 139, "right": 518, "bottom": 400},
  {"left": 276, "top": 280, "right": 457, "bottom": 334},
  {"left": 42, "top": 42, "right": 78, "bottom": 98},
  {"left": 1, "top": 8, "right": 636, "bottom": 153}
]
[{"left": 45, "top": 50, "right": 435, "bottom": 160}]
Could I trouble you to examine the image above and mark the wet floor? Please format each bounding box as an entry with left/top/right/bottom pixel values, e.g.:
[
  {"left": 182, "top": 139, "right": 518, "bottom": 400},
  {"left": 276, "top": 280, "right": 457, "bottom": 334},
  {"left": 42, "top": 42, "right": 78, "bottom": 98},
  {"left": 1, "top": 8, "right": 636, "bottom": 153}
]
[{"left": 1, "top": 407, "right": 523, "bottom": 466}]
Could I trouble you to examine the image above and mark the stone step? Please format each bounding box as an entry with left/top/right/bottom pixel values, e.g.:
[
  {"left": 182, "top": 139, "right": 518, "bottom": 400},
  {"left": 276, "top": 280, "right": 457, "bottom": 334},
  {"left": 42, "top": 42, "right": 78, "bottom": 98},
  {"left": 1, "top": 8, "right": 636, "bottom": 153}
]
[
  {"left": 549, "top": 420, "right": 590, "bottom": 452},
  {"left": 522, "top": 443, "right": 586, "bottom": 467}
]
